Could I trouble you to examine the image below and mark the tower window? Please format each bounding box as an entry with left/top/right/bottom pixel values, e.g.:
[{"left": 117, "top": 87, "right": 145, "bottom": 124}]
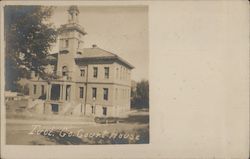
[
  {"left": 78, "top": 41, "right": 80, "bottom": 49},
  {"left": 33, "top": 85, "right": 37, "bottom": 94},
  {"left": 62, "top": 66, "right": 68, "bottom": 76},
  {"left": 91, "top": 106, "right": 95, "bottom": 114},
  {"left": 104, "top": 67, "right": 109, "bottom": 79},
  {"left": 65, "top": 40, "right": 69, "bottom": 48},
  {"left": 93, "top": 67, "right": 98, "bottom": 78},
  {"left": 80, "top": 69, "right": 85, "bottom": 77}
]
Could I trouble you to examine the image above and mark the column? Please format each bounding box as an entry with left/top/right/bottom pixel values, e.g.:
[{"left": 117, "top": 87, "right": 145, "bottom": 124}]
[
  {"left": 46, "top": 84, "right": 51, "bottom": 100},
  {"left": 59, "top": 85, "right": 62, "bottom": 100},
  {"left": 61, "top": 85, "right": 64, "bottom": 100}
]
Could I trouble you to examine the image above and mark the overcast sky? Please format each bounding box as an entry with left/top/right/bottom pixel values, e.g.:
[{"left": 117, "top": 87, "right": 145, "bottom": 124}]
[{"left": 49, "top": 6, "right": 148, "bottom": 82}]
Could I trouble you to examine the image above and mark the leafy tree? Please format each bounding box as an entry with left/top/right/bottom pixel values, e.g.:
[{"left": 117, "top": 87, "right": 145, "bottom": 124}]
[
  {"left": 4, "top": 6, "right": 57, "bottom": 91},
  {"left": 131, "top": 80, "right": 149, "bottom": 108}
]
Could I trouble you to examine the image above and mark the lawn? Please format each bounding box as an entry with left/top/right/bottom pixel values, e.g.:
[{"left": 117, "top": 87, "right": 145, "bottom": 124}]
[{"left": 6, "top": 107, "right": 149, "bottom": 145}]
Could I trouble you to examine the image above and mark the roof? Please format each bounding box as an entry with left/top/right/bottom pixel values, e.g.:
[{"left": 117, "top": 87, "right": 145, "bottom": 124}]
[
  {"left": 76, "top": 47, "right": 134, "bottom": 69},
  {"left": 78, "top": 48, "right": 117, "bottom": 58},
  {"left": 47, "top": 47, "right": 134, "bottom": 69}
]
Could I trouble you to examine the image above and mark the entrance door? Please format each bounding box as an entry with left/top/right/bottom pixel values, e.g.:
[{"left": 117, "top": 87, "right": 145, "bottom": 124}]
[
  {"left": 51, "top": 104, "right": 59, "bottom": 114},
  {"left": 50, "top": 84, "right": 60, "bottom": 100}
]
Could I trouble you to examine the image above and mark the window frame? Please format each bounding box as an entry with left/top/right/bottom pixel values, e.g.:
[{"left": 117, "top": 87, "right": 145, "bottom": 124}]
[
  {"left": 93, "top": 67, "right": 98, "bottom": 78},
  {"left": 65, "top": 39, "right": 69, "bottom": 48},
  {"left": 80, "top": 69, "right": 85, "bottom": 77},
  {"left": 102, "top": 107, "right": 107, "bottom": 116},
  {"left": 79, "top": 87, "right": 84, "bottom": 98},
  {"left": 92, "top": 87, "right": 97, "bottom": 98},
  {"left": 103, "top": 88, "right": 109, "bottom": 100},
  {"left": 104, "top": 67, "right": 109, "bottom": 79}
]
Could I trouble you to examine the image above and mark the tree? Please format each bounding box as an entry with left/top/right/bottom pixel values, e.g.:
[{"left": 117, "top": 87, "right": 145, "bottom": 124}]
[
  {"left": 4, "top": 6, "right": 57, "bottom": 91},
  {"left": 131, "top": 80, "right": 149, "bottom": 109}
]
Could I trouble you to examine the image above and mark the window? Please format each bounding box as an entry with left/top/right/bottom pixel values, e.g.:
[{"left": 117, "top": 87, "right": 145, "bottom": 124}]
[
  {"left": 80, "top": 69, "right": 85, "bottom": 77},
  {"left": 93, "top": 67, "right": 98, "bottom": 78},
  {"left": 41, "top": 85, "right": 45, "bottom": 95},
  {"left": 92, "top": 87, "right": 97, "bottom": 98},
  {"left": 104, "top": 67, "right": 109, "bottom": 79},
  {"left": 123, "top": 68, "right": 125, "bottom": 80},
  {"left": 65, "top": 40, "right": 69, "bottom": 48},
  {"left": 33, "top": 85, "right": 37, "bottom": 94},
  {"left": 91, "top": 106, "right": 95, "bottom": 114},
  {"left": 79, "top": 87, "right": 84, "bottom": 98},
  {"left": 62, "top": 66, "right": 68, "bottom": 76},
  {"left": 103, "top": 88, "right": 109, "bottom": 100},
  {"left": 51, "top": 104, "right": 59, "bottom": 113},
  {"left": 102, "top": 107, "right": 107, "bottom": 116}
]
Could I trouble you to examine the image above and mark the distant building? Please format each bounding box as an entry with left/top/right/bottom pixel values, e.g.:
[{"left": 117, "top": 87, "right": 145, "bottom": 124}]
[{"left": 29, "top": 6, "right": 134, "bottom": 117}]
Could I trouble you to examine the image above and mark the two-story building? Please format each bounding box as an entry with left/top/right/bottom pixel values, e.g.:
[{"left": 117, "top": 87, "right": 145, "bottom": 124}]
[{"left": 29, "top": 6, "right": 134, "bottom": 117}]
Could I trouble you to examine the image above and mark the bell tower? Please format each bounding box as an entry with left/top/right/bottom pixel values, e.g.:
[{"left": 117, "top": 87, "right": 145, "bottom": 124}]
[
  {"left": 56, "top": 6, "right": 87, "bottom": 79},
  {"left": 68, "top": 6, "right": 79, "bottom": 23}
]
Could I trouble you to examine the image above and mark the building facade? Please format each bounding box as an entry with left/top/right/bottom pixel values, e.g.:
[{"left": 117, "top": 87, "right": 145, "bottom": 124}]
[{"left": 29, "top": 6, "right": 134, "bottom": 117}]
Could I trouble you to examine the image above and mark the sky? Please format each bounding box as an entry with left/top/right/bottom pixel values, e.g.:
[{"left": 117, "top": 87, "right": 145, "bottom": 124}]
[{"left": 49, "top": 6, "right": 149, "bottom": 82}]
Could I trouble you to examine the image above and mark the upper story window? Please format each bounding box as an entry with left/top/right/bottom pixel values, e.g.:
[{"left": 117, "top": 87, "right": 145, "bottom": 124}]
[
  {"left": 80, "top": 69, "right": 85, "bottom": 77},
  {"left": 93, "top": 67, "right": 98, "bottom": 78},
  {"left": 77, "top": 41, "right": 80, "bottom": 49},
  {"left": 104, "top": 67, "right": 109, "bottom": 79},
  {"left": 65, "top": 40, "right": 69, "bottom": 48},
  {"left": 92, "top": 87, "right": 97, "bottom": 98},
  {"left": 103, "top": 88, "right": 109, "bottom": 100},
  {"left": 120, "top": 66, "right": 122, "bottom": 80},
  {"left": 79, "top": 87, "right": 84, "bottom": 98}
]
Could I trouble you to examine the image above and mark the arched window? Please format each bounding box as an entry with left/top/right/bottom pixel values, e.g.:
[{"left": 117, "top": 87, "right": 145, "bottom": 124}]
[{"left": 62, "top": 66, "right": 68, "bottom": 76}]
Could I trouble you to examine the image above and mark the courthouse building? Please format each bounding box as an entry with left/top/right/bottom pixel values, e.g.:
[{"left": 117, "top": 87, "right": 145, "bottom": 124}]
[{"left": 29, "top": 6, "right": 134, "bottom": 117}]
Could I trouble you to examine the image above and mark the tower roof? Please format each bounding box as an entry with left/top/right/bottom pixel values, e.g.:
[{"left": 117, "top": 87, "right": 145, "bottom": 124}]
[
  {"left": 58, "top": 5, "right": 87, "bottom": 35},
  {"left": 68, "top": 6, "right": 79, "bottom": 14}
]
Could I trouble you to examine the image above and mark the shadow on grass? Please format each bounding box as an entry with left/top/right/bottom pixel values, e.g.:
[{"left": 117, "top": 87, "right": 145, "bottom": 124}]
[{"left": 123, "top": 114, "right": 149, "bottom": 124}]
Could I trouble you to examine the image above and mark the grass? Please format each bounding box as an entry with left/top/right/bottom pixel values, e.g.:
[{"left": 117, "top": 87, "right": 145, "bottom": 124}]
[{"left": 5, "top": 99, "right": 149, "bottom": 145}]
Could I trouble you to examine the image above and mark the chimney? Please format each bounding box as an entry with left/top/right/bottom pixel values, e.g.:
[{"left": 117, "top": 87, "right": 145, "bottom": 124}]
[{"left": 92, "top": 44, "right": 98, "bottom": 48}]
